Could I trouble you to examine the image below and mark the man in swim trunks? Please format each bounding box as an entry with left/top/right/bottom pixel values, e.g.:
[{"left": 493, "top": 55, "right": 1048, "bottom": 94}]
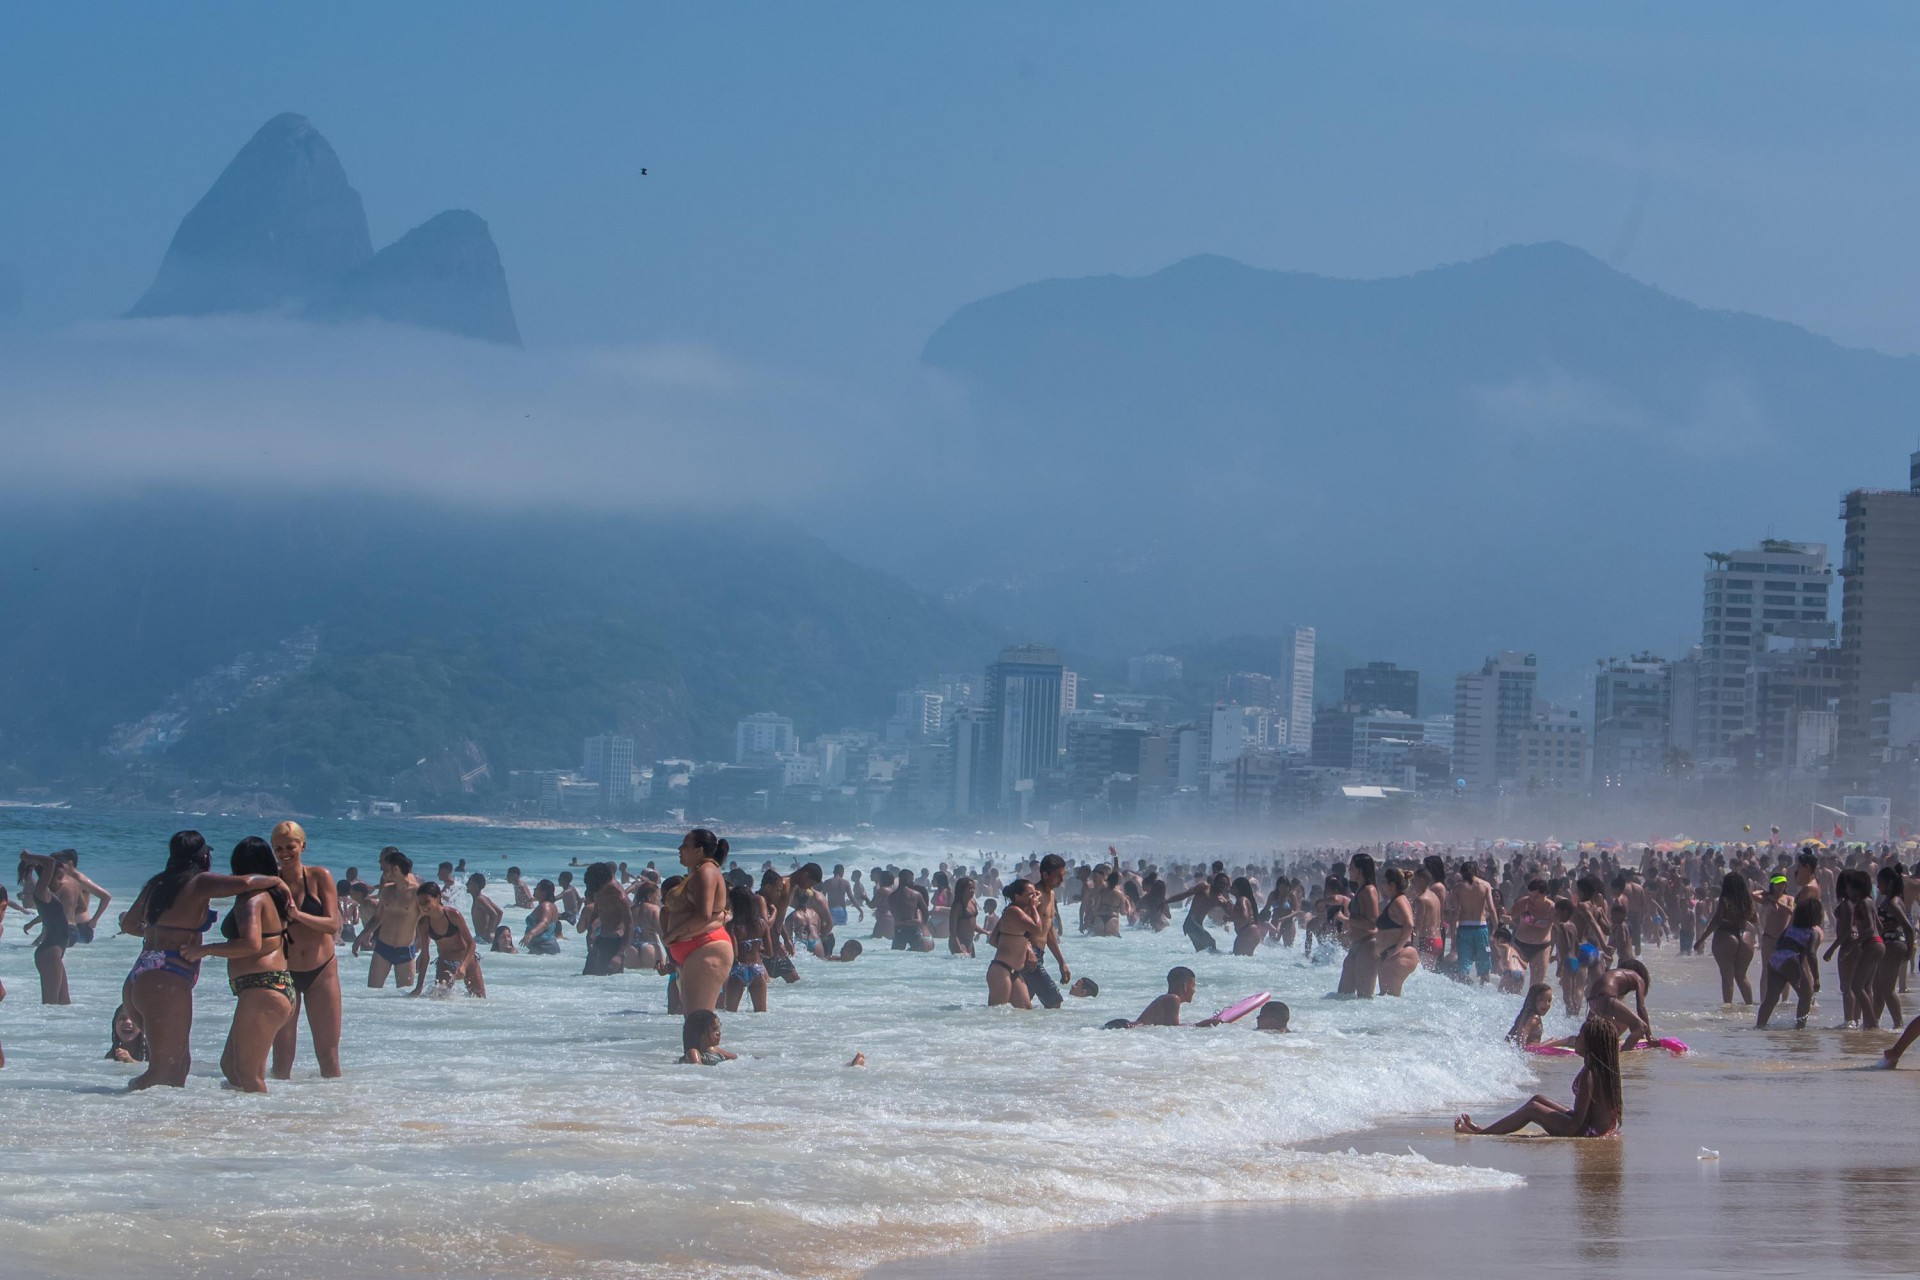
[
  {"left": 756, "top": 868, "right": 804, "bottom": 982},
  {"left": 889, "top": 869, "right": 934, "bottom": 951},
  {"left": 1021, "top": 854, "right": 1071, "bottom": 1007},
  {"left": 366, "top": 847, "right": 424, "bottom": 990},
  {"left": 580, "top": 861, "right": 631, "bottom": 976},
  {"left": 791, "top": 863, "right": 836, "bottom": 957},
  {"left": 824, "top": 865, "right": 854, "bottom": 927},
  {"left": 1452, "top": 861, "right": 1500, "bottom": 984}
]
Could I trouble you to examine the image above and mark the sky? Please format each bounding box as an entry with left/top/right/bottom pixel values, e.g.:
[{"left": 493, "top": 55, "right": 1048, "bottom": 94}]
[{"left": 6, "top": 3, "right": 1920, "bottom": 371}]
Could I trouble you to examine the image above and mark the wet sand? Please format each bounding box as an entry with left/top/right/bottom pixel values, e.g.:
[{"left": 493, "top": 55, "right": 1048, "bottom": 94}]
[{"left": 870, "top": 946, "right": 1920, "bottom": 1280}]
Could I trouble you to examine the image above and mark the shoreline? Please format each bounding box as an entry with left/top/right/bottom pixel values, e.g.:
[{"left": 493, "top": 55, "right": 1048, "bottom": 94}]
[{"left": 867, "top": 946, "right": 1920, "bottom": 1280}]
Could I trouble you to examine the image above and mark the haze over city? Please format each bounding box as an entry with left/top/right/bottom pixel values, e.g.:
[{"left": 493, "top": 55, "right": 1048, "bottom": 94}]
[{"left": 7, "top": 5, "right": 1920, "bottom": 837}]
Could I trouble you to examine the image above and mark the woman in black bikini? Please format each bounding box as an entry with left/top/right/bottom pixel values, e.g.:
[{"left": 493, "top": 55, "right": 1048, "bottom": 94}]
[
  {"left": 268, "top": 820, "right": 345, "bottom": 1081},
  {"left": 183, "top": 837, "right": 297, "bottom": 1093},
  {"left": 412, "top": 882, "right": 485, "bottom": 996},
  {"left": 986, "top": 879, "right": 1047, "bottom": 1008},
  {"left": 1228, "top": 877, "right": 1267, "bottom": 955},
  {"left": 1376, "top": 867, "right": 1421, "bottom": 996},
  {"left": 1341, "top": 854, "right": 1381, "bottom": 999},
  {"left": 949, "top": 876, "right": 980, "bottom": 957},
  {"left": 1872, "top": 865, "right": 1913, "bottom": 1028},
  {"left": 1692, "top": 871, "right": 1755, "bottom": 1005},
  {"left": 119, "top": 830, "right": 286, "bottom": 1090}
]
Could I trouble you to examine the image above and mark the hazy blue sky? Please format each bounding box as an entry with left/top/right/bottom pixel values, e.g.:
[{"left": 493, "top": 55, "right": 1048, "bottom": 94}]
[{"left": 6, "top": 4, "right": 1920, "bottom": 367}]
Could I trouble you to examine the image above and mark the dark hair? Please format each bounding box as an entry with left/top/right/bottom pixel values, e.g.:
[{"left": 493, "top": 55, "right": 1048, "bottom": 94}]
[
  {"left": 1619, "top": 957, "right": 1650, "bottom": 987},
  {"left": 1718, "top": 872, "right": 1754, "bottom": 927},
  {"left": 1078, "top": 978, "right": 1099, "bottom": 996},
  {"left": 558, "top": 871, "right": 574, "bottom": 886},
  {"left": 535, "top": 878, "right": 557, "bottom": 902},
  {"left": 1167, "top": 965, "right": 1195, "bottom": 988},
  {"left": 143, "top": 830, "right": 212, "bottom": 925},
  {"left": 384, "top": 849, "right": 414, "bottom": 875},
  {"left": 1257, "top": 1000, "right": 1291, "bottom": 1029},
  {"left": 229, "top": 836, "right": 275, "bottom": 877},
  {"left": 1879, "top": 865, "right": 1905, "bottom": 897},
  {"left": 1579, "top": 1016, "right": 1624, "bottom": 1116},
  {"left": 467, "top": 872, "right": 487, "bottom": 890},
  {"left": 797, "top": 862, "right": 823, "bottom": 886},
  {"left": 1507, "top": 983, "right": 1553, "bottom": 1042},
  {"left": 1797, "top": 849, "right": 1819, "bottom": 871},
  {"left": 687, "top": 829, "right": 730, "bottom": 865},
  {"left": 107, "top": 1004, "right": 148, "bottom": 1061},
  {"left": 507, "top": 865, "right": 522, "bottom": 877},
  {"left": 683, "top": 1009, "right": 720, "bottom": 1053},
  {"left": 417, "top": 882, "right": 444, "bottom": 900},
  {"left": 632, "top": 879, "right": 660, "bottom": 904},
  {"left": 584, "top": 862, "right": 615, "bottom": 894},
  {"left": 1349, "top": 853, "right": 1377, "bottom": 887},
  {"left": 726, "top": 883, "right": 760, "bottom": 935},
  {"left": 1458, "top": 860, "right": 1478, "bottom": 883},
  {"left": 839, "top": 938, "right": 863, "bottom": 959},
  {"left": 1039, "top": 854, "right": 1067, "bottom": 876},
  {"left": 1005, "top": 877, "right": 1034, "bottom": 903}
]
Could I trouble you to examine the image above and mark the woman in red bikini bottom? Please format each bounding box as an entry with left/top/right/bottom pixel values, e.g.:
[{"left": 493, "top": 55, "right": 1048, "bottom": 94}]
[{"left": 662, "top": 829, "right": 736, "bottom": 1035}]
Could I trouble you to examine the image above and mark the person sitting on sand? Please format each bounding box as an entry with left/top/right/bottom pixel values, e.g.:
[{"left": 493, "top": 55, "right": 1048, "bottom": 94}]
[
  {"left": 1104, "top": 966, "right": 1223, "bottom": 1029},
  {"left": 1455, "top": 1015, "right": 1623, "bottom": 1137},
  {"left": 1255, "top": 1000, "right": 1291, "bottom": 1032},
  {"left": 1506, "top": 983, "right": 1554, "bottom": 1047},
  {"left": 680, "top": 1009, "right": 736, "bottom": 1065}
]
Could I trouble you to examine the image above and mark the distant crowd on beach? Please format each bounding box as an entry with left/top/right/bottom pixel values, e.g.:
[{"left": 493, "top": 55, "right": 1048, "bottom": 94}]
[{"left": 8, "top": 827, "right": 1918, "bottom": 1134}]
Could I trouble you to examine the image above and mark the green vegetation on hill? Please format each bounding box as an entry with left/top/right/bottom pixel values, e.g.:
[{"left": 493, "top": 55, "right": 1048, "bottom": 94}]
[{"left": 0, "top": 491, "right": 1003, "bottom": 808}]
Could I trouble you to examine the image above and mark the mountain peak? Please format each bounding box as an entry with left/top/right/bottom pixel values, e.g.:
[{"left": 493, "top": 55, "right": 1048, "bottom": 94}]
[
  {"left": 130, "top": 114, "right": 521, "bottom": 345},
  {"left": 308, "top": 209, "right": 521, "bottom": 346},
  {"left": 129, "top": 113, "right": 373, "bottom": 317}
]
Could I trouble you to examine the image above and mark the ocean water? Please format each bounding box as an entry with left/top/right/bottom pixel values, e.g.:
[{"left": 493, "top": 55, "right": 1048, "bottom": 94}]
[{"left": 0, "top": 811, "right": 1533, "bottom": 1280}]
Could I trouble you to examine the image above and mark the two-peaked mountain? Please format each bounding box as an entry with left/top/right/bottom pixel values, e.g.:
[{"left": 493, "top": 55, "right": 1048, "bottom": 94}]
[{"left": 130, "top": 113, "right": 519, "bottom": 345}]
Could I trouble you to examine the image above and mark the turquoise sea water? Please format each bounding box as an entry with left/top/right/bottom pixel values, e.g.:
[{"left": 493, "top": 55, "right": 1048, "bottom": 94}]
[{"left": 0, "top": 809, "right": 1533, "bottom": 1280}]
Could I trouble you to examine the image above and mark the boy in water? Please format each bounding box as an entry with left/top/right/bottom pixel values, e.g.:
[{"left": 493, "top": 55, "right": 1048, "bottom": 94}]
[
  {"left": 1106, "top": 966, "right": 1220, "bottom": 1028},
  {"left": 1255, "top": 1000, "right": 1291, "bottom": 1032}
]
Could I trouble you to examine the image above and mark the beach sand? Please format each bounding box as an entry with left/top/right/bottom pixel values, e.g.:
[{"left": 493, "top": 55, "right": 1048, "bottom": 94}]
[{"left": 870, "top": 946, "right": 1920, "bottom": 1279}]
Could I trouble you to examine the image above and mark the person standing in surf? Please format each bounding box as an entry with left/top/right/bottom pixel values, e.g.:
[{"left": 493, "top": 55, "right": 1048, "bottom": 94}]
[
  {"left": 184, "top": 837, "right": 296, "bottom": 1094},
  {"left": 366, "top": 848, "right": 425, "bottom": 989},
  {"left": 268, "top": 821, "right": 345, "bottom": 1081},
  {"left": 662, "top": 829, "right": 735, "bottom": 1030},
  {"left": 119, "top": 831, "right": 285, "bottom": 1090}
]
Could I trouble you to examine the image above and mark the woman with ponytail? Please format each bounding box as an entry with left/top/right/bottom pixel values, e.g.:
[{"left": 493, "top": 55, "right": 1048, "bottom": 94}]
[
  {"left": 662, "top": 829, "right": 735, "bottom": 1032},
  {"left": 117, "top": 831, "right": 288, "bottom": 1090}
]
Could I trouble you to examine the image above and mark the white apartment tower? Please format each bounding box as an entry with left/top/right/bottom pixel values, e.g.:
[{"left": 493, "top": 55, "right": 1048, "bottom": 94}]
[{"left": 1695, "top": 541, "right": 1833, "bottom": 761}]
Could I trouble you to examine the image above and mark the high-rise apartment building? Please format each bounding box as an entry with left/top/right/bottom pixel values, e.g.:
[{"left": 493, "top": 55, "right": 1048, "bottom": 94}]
[
  {"left": 1343, "top": 662, "right": 1420, "bottom": 717},
  {"left": 984, "top": 645, "right": 1066, "bottom": 813},
  {"left": 1225, "top": 671, "right": 1278, "bottom": 708},
  {"left": 1127, "top": 654, "right": 1183, "bottom": 689},
  {"left": 1452, "top": 652, "right": 1538, "bottom": 793},
  {"left": 1591, "top": 657, "right": 1670, "bottom": 791},
  {"left": 734, "top": 712, "right": 795, "bottom": 763},
  {"left": 1283, "top": 626, "right": 1316, "bottom": 753},
  {"left": 581, "top": 733, "right": 636, "bottom": 809},
  {"left": 1839, "top": 455, "right": 1920, "bottom": 768},
  {"left": 1695, "top": 540, "right": 1833, "bottom": 760}
]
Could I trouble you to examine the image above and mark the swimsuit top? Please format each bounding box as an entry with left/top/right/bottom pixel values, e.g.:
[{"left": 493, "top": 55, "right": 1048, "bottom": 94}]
[
  {"left": 526, "top": 909, "right": 557, "bottom": 939},
  {"left": 429, "top": 915, "right": 459, "bottom": 940},
  {"left": 221, "top": 897, "right": 287, "bottom": 943},
  {"left": 1377, "top": 901, "right": 1400, "bottom": 930},
  {"left": 1880, "top": 897, "right": 1911, "bottom": 943}
]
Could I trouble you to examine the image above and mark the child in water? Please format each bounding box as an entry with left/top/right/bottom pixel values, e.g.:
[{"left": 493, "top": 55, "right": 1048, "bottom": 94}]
[
  {"left": 1492, "top": 926, "right": 1527, "bottom": 995},
  {"left": 820, "top": 939, "right": 863, "bottom": 962},
  {"left": 681, "top": 1009, "right": 736, "bottom": 1065},
  {"left": 1105, "top": 966, "right": 1221, "bottom": 1029},
  {"left": 1506, "top": 983, "right": 1554, "bottom": 1047},
  {"left": 1255, "top": 1000, "right": 1291, "bottom": 1032}
]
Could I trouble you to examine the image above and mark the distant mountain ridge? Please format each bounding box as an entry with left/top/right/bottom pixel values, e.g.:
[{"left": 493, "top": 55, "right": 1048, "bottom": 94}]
[
  {"left": 910, "top": 243, "right": 1920, "bottom": 697},
  {"left": 129, "top": 113, "right": 519, "bottom": 345}
]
